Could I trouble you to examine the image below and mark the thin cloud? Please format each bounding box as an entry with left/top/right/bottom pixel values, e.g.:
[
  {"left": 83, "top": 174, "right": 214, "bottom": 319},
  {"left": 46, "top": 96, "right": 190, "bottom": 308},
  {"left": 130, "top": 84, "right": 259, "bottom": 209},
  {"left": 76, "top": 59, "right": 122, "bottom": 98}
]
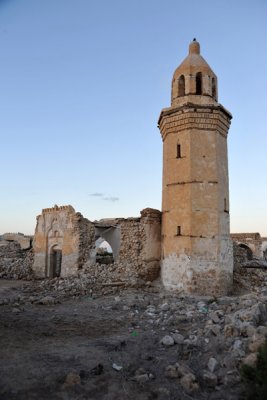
[
  {"left": 103, "top": 197, "right": 119, "bottom": 202},
  {"left": 90, "top": 193, "right": 104, "bottom": 197}
]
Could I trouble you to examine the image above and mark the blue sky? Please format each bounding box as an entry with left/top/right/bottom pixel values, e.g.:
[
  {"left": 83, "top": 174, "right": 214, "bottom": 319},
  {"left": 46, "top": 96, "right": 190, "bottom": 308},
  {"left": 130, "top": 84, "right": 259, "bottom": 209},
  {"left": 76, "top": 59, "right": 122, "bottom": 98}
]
[{"left": 0, "top": 0, "right": 267, "bottom": 235}]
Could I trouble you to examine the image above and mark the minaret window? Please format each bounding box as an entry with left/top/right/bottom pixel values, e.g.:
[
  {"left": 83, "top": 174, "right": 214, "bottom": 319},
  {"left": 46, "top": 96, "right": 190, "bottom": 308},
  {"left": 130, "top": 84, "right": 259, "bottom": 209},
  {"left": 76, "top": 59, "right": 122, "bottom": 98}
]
[
  {"left": 176, "top": 226, "right": 181, "bottom": 236},
  {"left": 224, "top": 198, "right": 228, "bottom": 212},
  {"left": 178, "top": 75, "right": 185, "bottom": 97},
  {"left": 212, "top": 78, "right": 216, "bottom": 98},
  {"left": 196, "top": 72, "right": 202, "bottom": 94},
  {"left": 176, "top": 144, "right": 181, "bottom": 158}
]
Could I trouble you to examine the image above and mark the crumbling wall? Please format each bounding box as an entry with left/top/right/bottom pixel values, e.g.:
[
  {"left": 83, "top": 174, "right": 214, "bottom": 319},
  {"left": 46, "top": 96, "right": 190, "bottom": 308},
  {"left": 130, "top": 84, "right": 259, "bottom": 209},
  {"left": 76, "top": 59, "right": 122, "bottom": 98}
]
[
  {"left": 84, "top": 208, "right": 162, "bottom": 285},
  {"left": 2, "top": 233, "right": 32, "bottom": 250},
  {"left": 231, "top": 233, "right": 262, "bottom": 258},
  {"left": 33, "top": 205, "right": 94, "bottom": 278},
  {"left": 76, "top": 212, "right": 95, "bottom": 268}
]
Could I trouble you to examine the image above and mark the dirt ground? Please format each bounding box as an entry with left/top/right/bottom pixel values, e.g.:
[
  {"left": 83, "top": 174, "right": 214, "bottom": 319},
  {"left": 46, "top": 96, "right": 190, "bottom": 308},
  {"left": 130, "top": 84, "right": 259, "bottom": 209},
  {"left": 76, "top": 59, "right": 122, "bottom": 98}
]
[{"left": 0, "top": 279, "right": 250, "bottom": 400}]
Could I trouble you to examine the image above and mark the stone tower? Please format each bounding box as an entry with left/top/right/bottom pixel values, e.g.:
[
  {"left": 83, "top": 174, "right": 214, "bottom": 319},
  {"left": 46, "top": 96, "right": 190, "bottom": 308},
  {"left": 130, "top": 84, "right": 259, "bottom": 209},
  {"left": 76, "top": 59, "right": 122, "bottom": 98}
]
[{"left": 158, "top": 39, "right": 233, "bottom": 295}]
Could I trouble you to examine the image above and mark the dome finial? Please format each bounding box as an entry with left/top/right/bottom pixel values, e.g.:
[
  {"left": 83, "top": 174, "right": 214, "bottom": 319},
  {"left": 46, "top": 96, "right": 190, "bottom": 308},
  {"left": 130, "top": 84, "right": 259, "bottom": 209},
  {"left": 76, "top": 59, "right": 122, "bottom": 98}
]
[{"left": 189, "top": 39, "right": 200, "bottom": 55}]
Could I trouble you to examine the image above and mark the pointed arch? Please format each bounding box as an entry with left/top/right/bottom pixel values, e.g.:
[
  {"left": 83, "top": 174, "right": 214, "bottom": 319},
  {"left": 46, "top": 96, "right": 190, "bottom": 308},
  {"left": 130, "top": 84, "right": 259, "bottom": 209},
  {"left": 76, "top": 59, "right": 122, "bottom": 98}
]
[
  {"left": 196, "top": 72, "right": 202, "bottom": 95},
  {"left": 178, "top": 75, "right": 185, "bottom": 97}
]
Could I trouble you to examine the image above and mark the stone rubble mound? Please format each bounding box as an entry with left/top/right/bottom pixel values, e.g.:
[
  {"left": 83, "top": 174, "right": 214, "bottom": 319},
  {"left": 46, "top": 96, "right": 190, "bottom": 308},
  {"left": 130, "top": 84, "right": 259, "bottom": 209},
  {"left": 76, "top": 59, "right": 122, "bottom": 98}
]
[{"left": 0, "top": 242, "right": 34, "bottom": 280}]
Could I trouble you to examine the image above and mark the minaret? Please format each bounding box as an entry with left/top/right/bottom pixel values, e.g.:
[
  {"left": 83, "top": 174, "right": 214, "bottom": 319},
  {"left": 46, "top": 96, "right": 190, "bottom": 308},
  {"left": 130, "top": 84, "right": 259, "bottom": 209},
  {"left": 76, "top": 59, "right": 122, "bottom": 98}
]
[{"left": 158, "top": 39, "right": 233, "bottom": 295}]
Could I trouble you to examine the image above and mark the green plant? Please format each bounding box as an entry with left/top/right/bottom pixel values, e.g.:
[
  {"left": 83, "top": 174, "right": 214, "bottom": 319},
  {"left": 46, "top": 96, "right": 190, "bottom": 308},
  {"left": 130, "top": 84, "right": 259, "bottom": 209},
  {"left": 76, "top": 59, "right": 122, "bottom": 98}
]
[{"left": 241, "top": 338, "right": 267, "bottom": 399}]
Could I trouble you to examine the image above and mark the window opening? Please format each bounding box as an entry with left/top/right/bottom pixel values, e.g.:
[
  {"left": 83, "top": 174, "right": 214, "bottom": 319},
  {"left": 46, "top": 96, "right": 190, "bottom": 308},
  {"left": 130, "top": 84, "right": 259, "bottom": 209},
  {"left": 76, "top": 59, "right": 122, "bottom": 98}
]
[
  {"left": 178, "top": 75, "right": 185, "bottom": 97},
  {"left": 177, "top": 144, "right": 181, "bottom": 158},
  {"left": 212, "top": 77, "right": 216, "bottom": 98},
  {"left": 177, "top": 226, "right": 181, "bottom": 236},
  {"left": 224, "top": 198, "right": 228, "bottom": 212},
  {"left": 196, "top": 72, "right": 202, "bottom": 95}
]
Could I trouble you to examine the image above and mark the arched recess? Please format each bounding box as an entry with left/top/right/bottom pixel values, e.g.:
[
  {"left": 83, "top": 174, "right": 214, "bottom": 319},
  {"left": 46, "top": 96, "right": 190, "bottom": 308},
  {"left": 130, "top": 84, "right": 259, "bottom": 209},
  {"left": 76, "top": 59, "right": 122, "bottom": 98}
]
[
  {"left": 178, "top": 75, "right": 185, "bottom": 97},
  {"left": 46, "top": 225, "right": 63, "bottom": 277},
  {"left": 196, "top": 72, "right": 202, "bottom": 95},
  {"left": 238, "top": 243, "right": 253, "bottom": 260}
]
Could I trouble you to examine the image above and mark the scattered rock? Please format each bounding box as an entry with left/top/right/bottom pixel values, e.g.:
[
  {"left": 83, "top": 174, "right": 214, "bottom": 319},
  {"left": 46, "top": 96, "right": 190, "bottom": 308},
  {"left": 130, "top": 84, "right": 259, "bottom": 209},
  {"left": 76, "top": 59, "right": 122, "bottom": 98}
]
[
  {"left": 112, "top": 363, "right": 123, "bottom": 371},
  {"left": 207, "top": 357, "right": 219, "bottom": 373},
  {"left": 203, "top": 371, "right": 218, "bottom": 387},
  {"left": 180, "top": 373, "right": 199, "bottom": 393},
  {"left": 38, "top": 296, "right": 56, "bottom": 305},
  {"left": 161, "top": 335, "right": 174, "bottom": 346},
  {"left": 63, "top": 372, "right": 81, "bottom": 387},
  {"left": 172, "top": 333, "right": 184, "bottom": 344},
  {"left": 165, "top": 365, "right": 179, "bottom": 379},
  {"left": 242, "top": 353, "right": 258, "bottom": 367}
]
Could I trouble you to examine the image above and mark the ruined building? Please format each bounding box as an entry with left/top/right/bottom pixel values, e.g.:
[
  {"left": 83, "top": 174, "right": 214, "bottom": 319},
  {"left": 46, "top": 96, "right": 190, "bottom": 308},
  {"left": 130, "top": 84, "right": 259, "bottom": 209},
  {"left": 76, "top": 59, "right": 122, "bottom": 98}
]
[
  {"left": 158, "top": 39, "right": 233, "bottom": 295},
  {"left": 30, "top": 40, "right": 235, "bottom": 295},
  {"left": 33, "top": 205, "right": 161, "bottom": 283}
]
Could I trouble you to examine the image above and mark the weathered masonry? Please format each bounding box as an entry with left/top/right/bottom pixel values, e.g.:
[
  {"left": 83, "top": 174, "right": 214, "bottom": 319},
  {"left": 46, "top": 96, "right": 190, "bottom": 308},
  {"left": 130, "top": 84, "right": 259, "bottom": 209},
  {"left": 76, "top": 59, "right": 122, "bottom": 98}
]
[
  {"left": 33, "top": 205, "right": 94, "bottom": 278},
  {"left": 158, "top": 39, "right": 233, "bottom": 295},
  {"left": 33, "top": 205, "right": 161, "bottom": 283}
]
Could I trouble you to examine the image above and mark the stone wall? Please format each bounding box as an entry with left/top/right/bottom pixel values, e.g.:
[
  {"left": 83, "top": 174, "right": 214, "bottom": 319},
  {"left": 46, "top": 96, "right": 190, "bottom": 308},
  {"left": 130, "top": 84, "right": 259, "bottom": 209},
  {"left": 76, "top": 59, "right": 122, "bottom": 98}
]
[{"left": 116, "top": 208, "right": 161, "bottom": 282}]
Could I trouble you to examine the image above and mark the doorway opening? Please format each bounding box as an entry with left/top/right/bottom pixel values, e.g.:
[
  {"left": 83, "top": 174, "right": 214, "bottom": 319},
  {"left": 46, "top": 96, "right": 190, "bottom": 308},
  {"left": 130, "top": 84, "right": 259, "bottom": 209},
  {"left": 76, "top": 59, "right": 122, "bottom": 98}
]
[
  {"left": 50, "top": 247, "right": 62, "bottom": 277},
  {"left": 95, "top": 237, "right": 114, "bottom": 264}
]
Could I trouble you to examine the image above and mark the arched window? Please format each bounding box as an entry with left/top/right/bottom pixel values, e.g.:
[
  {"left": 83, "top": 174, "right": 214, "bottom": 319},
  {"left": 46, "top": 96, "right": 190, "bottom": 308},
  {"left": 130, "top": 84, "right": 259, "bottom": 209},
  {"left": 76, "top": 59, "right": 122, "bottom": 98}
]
[
  {"left": 212, "top": 77, "right": 216, "bottom": 98},
  {"left": 196, "top": 72, "right": 202, "bottom": 95},
  {"left": 178, "top": 75, "right": 185, "bottom": 97}
]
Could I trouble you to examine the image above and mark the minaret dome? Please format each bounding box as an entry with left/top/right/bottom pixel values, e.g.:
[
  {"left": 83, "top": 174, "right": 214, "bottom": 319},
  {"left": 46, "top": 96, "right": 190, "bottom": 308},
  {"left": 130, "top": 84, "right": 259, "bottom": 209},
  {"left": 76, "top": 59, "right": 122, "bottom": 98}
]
[{"left": 171, "top": 39, "right": 218, "bottom": 105}]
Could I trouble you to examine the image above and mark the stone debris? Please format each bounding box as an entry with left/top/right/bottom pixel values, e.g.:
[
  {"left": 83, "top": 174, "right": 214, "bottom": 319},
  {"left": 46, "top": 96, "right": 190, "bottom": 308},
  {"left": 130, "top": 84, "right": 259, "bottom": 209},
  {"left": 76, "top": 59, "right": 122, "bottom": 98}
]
[
  {"left": 161, "top": 335, "right": 175, "bottom": 346},
  {"left": 0, "top": 242, "right": 34, "bottom": 280},
  {"left": 0, "top": 277, "right": 267, "bottom": 399},
  {"left": 63, "top": 372, "right": 81, "bottom": 388},
  {"left": 207, "top": 357, "right": 218, "bottom": 373},
  {"left": 112, "top": 363, "right": 123, "bottom": 371},
  {"left": 0, "top": 235, "right": 267, "bottom": 399},
  {"left": 180, "top": 372, "right": 199, "bottom": 393}
]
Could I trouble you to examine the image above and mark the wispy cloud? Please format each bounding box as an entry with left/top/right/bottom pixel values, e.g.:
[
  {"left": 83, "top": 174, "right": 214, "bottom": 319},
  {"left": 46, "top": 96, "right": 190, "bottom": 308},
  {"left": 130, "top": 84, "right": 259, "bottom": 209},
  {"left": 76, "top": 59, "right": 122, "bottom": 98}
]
[
  {"left": 103, "top": 197, "right": 119, "bottom": 202},
  {"left": 90, "top": 193, "right": 104, "bottom": 197}
]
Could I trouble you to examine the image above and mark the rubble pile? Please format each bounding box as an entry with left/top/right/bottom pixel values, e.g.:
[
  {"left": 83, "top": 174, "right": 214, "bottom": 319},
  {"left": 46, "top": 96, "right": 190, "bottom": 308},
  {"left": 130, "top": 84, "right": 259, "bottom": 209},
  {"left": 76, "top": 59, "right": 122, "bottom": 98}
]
[
  {"left": 0, "top": 242, "right": 34, "bottom": 280},
  {"left": 1, "top": 283, "right": 267, "bottom": 398}
]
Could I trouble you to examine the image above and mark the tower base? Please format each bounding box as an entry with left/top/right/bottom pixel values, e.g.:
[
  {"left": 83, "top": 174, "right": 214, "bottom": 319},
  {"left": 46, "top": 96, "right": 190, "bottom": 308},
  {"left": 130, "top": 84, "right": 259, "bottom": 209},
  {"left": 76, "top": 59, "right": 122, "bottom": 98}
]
[{"left": 161, "top": 238, "right": 233, "bottom": 296}]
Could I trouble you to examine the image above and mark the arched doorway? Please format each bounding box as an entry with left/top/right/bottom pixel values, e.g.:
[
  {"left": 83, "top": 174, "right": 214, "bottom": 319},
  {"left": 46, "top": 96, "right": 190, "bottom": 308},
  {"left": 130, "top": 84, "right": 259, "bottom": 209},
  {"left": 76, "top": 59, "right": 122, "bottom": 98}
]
[
  {"left": 95, "top": 237, "right": 114, "bottom": 264},
  {"left": 50, "top": 245, "right": 62, "bottom": 277},
  {"left": 238, "top": 243, "right": 253, "bottom": 260}
]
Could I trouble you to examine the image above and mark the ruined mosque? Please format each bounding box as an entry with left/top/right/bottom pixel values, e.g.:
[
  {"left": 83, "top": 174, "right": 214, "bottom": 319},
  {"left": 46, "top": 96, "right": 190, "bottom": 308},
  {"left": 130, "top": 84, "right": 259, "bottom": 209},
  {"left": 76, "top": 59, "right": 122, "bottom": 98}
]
[{"left": 3, "top": 40, "right": 267, "bottom": 295}]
